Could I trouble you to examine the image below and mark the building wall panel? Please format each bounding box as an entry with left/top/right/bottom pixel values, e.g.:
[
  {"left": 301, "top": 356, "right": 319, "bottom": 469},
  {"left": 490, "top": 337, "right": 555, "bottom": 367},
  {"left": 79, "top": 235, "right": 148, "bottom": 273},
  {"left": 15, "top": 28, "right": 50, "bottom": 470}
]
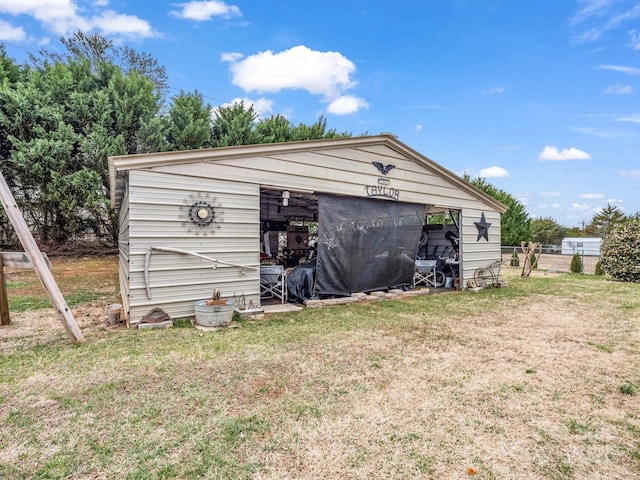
[{"left": 127, "top": 170, "right": 260, "bottom": 324}]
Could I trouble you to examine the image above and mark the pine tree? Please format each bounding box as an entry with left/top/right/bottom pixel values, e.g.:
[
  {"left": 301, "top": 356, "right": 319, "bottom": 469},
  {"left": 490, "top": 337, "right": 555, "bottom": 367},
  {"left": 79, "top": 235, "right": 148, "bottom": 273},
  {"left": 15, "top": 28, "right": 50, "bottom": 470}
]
[{"left": 570, "top": 253, "right": 582, "bottom": 274}]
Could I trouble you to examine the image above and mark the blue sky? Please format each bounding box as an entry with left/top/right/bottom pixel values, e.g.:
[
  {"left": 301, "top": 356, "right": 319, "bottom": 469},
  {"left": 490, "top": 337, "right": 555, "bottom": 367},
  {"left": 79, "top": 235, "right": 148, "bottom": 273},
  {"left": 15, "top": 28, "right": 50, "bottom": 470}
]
[{"left": 1, "top": 0, "right": 639, "bottom": 228}]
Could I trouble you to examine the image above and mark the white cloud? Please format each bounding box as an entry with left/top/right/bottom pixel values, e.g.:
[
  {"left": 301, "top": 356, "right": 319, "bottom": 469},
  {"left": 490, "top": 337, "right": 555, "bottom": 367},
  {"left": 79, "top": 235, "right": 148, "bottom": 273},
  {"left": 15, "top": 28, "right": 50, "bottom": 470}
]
[
  {"left": 539, "top": 191, "right": 561, "bottom": 198},
  {"left": 604, "top": 83, "right": 632, "bottom": 94},
  {"left": 0, "top": 0, "right": 87, "bottom": 34},
  {"left": 569, "top": 126, "right": 626, "bottom": 139},
  {"left": 630, "top": 30, "right": 640, "bottom": 49},
  {"left": 571, "top": 1, "right": 640, "bottom": 42},
  {"left": 415, "top": 124, "right": 423, "bottom": 132},
  {"left": 598, "top": 64, "right": 640, "bottom": 76},
  {"left": 580, "top": 193, "right": 604, "bottom": 199},
  {"left": 91, "top": 10, "right": 155, "bottom": 37},
  {"left": 516, "top": 193, "right": 529, "bottom": 206},
  {"left": 0, "top": 19, "right": 27, "bottom": 42},
  {"left": 327, "top": 95, "right": 369, "bottom": 115},
  {"left": 0, "top": 0, "right": 155, "bottom": 38},
  {"left": 538, "top": 145, "right": 591, "bottom": 161},
  {"left": 221, "top": 52, "right": 243, "bottom": 62},
  {"left": 494, "top": 144, "right": 520, "bottom": 151},
  {"left": 229, "top": 45, "right": 357, "bottom": 97},
  {"left": 170, "top": 1, "right": 241, "bottom": 21},
  {"left": 617, "top": 113, "right": 640, "bottom": 123},
  {"left": 535, "top": 202, "right": 562, "bottom": 210},
  {"left": 483, "top": 86, "right": 505, "bottom": 94},
  {"left": 571, "top": 202, "right": 593, "bottom": 212},
  {"left": 478, "top": 166, "right": 509, "bottom": 178},
  {"left": 227, "top": 45, "right": 366, "bottom": 115},
  {"left": 620, "top": 170, "right": 640, "bottom": 177},
  {"left": 216, "top": 97, "right": 274, "bottom": 118}
]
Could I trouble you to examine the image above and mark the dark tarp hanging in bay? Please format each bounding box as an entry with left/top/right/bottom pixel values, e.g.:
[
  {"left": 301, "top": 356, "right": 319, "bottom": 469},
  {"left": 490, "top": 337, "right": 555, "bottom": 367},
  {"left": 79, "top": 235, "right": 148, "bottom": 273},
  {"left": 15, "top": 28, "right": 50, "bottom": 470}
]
[{"left": 315, "top": 194, "right": 426, "bottom": 296}]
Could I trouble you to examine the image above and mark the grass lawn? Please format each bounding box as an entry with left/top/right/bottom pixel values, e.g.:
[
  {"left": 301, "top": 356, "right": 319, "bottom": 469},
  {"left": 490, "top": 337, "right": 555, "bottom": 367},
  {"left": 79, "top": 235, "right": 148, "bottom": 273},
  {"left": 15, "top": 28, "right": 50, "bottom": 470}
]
[{"left": 1, "top": 257, "right": 640, "bottom": 479}]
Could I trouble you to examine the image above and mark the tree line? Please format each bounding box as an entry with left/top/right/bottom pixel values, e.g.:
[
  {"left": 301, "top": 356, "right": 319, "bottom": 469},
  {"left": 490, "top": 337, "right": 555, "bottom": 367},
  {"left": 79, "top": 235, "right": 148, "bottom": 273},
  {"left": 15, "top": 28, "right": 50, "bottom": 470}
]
[
  {"left": 0, "top": 32, "right": 349, "bottom": 247},
  {"left": 466, "top": 177, "right": 639, "bottom": 247}
]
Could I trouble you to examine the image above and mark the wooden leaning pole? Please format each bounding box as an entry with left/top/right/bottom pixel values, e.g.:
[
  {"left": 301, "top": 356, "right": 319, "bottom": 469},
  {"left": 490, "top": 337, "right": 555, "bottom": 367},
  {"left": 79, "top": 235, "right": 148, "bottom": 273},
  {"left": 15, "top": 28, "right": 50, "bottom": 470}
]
[{"left": 0, "top": 171, "right": 85, "bottom": 343}]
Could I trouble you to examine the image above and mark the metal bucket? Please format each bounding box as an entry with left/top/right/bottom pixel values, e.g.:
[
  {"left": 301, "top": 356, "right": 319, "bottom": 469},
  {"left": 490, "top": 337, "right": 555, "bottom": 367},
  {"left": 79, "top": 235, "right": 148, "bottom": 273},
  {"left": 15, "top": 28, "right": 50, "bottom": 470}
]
[
  {"left": 107, "top": 303, "right": 122, "bottom": 325},
  {"left": 194, "top": 300, "right": 235, "bottom": 327}
]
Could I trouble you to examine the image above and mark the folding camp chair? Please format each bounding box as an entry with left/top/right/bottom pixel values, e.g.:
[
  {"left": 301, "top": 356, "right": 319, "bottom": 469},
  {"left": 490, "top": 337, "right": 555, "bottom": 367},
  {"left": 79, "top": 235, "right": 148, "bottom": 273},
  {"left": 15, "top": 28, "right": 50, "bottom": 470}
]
[
  {"left": 260, "top": 265, "right": 287, "bottom": 303},
  {"left": 414, "top": 259, "right": 443, "bottom": 288}
]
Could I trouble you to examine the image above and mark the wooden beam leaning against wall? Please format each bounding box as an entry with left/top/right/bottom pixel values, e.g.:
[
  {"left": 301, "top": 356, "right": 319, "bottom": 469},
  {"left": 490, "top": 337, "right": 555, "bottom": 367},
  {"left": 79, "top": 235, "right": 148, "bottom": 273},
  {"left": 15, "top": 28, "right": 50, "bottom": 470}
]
[{"left": 0, "top": 172, "right": 85, "bottom": 343}]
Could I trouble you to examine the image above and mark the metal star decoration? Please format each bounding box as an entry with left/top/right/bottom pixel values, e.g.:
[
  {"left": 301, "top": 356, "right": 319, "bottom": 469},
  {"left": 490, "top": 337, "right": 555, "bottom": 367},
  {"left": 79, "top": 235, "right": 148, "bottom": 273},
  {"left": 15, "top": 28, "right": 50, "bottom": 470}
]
[{"left": 474, "top": 212, "right": 492, "bottom": 241}]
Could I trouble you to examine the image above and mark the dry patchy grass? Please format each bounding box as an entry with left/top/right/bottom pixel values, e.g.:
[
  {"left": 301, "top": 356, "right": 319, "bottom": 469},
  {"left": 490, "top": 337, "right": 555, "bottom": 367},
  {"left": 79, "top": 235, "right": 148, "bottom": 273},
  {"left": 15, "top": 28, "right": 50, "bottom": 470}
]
[{"left": 1, "top": 255, "right": 640, "bottom": 479}]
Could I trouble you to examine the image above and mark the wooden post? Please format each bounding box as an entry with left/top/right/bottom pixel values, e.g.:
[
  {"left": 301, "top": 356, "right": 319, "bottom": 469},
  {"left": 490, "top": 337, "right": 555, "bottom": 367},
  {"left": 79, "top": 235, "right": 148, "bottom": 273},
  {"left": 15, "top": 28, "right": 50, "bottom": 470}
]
[
  {"left": 0, "top": 253, "right": 9, "bottom": 325},
  {"left": 0, "top": 172, "right": 85, "bottom": 342}
]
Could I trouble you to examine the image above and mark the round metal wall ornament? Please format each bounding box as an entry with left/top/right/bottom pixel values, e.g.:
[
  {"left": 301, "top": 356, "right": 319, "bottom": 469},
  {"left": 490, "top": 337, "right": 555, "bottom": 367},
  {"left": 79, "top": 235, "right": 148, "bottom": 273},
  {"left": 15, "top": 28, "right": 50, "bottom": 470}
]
[{"left": 183, "top": 193, "right": 223, "bottom": 235}]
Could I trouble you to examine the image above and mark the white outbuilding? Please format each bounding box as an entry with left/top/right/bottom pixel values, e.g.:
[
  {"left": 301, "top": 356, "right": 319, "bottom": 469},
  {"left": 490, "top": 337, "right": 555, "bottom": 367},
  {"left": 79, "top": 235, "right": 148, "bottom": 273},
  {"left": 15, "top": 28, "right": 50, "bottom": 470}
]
[
  {"left": 561, "top": 237, "right": 603, "bottom": 256},
  {"left": 109, "top": 134, "right": 507, "bottom": 326}
]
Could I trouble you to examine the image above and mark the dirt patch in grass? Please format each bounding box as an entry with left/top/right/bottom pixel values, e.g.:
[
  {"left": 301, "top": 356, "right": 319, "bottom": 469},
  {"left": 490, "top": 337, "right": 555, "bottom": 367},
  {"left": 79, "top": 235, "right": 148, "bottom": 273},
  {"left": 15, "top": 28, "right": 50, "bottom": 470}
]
[
  {"left": 533, "top": 253, "right": 600, "bottom": 274},
  {"left": 1, "top": 255, "right": 120, "bottom": 349}
]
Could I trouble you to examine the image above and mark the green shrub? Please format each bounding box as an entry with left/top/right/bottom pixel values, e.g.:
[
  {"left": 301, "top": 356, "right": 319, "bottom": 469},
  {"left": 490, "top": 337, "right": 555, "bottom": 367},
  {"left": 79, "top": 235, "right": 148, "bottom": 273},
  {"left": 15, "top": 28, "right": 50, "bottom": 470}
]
[
  {"left": 529, "top": 252, "right": 538, "bottom": 270},
  {"left": 594, "top": 261, "right": 604, "bottom": 276},
  {"left": 600, "top": 219, "right": 640, "bottom": 283},
  {"left": 510, "top": 248, "right": 520, "bottom": 267},
  {"left": 570, "top": 253, "right": 582, "bottom": 274}
]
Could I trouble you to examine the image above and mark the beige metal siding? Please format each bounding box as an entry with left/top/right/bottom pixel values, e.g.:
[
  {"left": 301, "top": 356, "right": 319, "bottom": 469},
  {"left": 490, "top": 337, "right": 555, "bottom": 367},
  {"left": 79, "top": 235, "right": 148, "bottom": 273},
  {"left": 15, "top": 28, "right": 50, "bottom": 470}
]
[
  {"left": 153, "top": 145, "right": 486, "bottom": 210},
  {"left": 127, "top": 170, "right": 260, "bottom": 324},
  {"left": 118, "top": 190, "right": 130, "bottom": 321},
  {"left": 459, "top": 209, "right": 503, "bottom": 285}
]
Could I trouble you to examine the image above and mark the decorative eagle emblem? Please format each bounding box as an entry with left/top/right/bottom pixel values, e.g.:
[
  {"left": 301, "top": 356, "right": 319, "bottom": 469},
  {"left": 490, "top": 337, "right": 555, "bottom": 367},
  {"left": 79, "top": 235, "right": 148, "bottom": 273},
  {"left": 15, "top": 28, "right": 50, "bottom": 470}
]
[{"left": 372, "top": 161, "right": 396, "bottom": 175}]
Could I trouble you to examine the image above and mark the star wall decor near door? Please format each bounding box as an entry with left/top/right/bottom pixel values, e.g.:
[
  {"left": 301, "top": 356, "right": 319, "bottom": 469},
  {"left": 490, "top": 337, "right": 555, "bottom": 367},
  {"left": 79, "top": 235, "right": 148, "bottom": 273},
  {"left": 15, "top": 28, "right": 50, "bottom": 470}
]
[{"left": 474, "top": 212, "right": 492, "bottom": 241}]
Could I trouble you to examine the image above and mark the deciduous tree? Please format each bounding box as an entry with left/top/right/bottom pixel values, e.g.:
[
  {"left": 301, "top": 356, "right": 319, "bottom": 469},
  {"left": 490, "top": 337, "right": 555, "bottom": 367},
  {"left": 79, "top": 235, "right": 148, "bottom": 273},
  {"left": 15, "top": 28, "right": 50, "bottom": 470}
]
[{"left": 531, "top": 216, "right": 566, "bottom": 245}]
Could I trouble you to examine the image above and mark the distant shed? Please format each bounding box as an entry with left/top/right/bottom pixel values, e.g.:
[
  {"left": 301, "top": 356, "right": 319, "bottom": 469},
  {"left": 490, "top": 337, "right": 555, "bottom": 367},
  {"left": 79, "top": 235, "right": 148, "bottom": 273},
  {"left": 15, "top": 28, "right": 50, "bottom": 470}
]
[{"left": 561, "top": 237, "right": 602, "bottom": 256}]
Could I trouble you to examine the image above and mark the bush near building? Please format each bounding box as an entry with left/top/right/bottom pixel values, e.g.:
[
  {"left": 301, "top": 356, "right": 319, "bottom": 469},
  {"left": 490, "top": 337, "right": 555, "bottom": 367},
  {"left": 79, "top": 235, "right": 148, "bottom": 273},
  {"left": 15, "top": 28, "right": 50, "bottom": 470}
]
[{"left": 600, "top": 219, "right": 640, "bottom": 283}]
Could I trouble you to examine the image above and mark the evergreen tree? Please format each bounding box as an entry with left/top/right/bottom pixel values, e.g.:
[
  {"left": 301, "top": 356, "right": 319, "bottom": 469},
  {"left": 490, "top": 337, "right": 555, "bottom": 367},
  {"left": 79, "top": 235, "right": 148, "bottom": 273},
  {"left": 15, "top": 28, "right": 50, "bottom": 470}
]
[
  {"left": 585, "top": 203, "right": 627, "bottom": 238},
  {"left": 136, "top": 117, "right": 169, "bottom": 154},
  {"left": 254, "top": 114, "right": 293, "bottom": 143},
  {"left": 0, "top": 49, "right": 160, "bottom": 244},
  {"left": 290, "top": 115, "right": 341, "bottom": 141},
  {"left": 570, "top": 253, "right": 582, "bottom": 274},
  {"left": 211, "top": 101, "right": 260, "bottom": 147},
  {"left": 465, "top": 175, "right": 532, "bottom": 246},
  {"left": 167, "top": 90, "right": 212, "bottom": 150}
]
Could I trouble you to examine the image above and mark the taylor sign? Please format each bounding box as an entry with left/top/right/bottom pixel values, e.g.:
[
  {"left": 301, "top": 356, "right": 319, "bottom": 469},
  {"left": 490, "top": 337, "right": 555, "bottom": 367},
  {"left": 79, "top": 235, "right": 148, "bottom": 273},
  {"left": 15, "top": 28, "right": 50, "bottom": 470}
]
[{"left": 365, "top": 177, "right": 400, "bottom": 201}]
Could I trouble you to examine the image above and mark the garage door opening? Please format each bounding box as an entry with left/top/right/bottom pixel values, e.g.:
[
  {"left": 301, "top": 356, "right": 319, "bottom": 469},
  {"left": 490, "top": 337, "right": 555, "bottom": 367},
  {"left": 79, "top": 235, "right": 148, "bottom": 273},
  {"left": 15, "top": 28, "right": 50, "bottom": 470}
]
[{"left": 259, "top": 188, "right": 461, "bottom": 304}]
